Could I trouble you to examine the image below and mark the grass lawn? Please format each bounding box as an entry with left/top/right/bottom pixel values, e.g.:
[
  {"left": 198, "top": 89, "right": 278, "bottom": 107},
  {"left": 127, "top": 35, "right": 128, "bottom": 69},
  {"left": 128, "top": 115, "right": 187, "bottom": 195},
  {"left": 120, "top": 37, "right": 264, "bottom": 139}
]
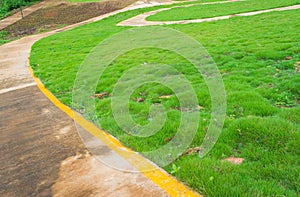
[
  {"left": 147, "top": 0, "right": 300, "bottom": 21},
  {"left": 0, "top": 30, "right": 11, "bottom": 44},
  {"left": 30, "top": 2, "right": 300, "bottom": 196}
]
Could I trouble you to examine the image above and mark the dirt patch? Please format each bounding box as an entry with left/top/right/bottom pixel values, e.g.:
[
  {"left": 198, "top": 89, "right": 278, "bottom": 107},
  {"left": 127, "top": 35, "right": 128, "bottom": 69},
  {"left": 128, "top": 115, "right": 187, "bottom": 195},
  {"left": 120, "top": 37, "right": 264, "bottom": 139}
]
[
  {"left": 223, "top": 156, "right": 244, "bottom": 165},
  {"left": 2, "top": 0, "right": 136, "bottom": 39},
  {"left": 52, "top": 152, "right": 167, "bottom": 197},
  {"left": 51, "top": 152, "right": 98, "bottom": 197}
]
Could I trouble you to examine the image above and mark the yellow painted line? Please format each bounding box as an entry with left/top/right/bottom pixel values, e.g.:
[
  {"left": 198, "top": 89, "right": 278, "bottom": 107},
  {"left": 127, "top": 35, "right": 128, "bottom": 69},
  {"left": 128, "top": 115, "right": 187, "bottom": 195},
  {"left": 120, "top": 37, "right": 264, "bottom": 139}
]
[{"left": 27, "top": 61, "right": 201, "bottom": 197}]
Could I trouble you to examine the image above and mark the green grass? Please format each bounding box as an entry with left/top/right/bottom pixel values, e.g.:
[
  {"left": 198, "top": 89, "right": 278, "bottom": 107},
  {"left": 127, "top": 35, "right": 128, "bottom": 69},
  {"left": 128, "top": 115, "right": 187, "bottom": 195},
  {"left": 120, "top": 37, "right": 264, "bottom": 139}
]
[
  {"left": 30, "top": 3, "right": 300, "bottom": 197},
  {"left": 0, "top": 30, "right": 10, "bottom": 44},
  {"left": 147, "top": 0, "right": 300, "bottom": 21}
]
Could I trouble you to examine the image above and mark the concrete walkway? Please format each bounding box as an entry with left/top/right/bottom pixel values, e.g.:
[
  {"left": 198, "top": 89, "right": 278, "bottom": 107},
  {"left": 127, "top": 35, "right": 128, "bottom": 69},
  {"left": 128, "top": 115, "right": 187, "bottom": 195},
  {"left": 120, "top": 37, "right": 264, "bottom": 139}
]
[
  {"left": 3, "top": 0, "right": 297, "bottom": 195},
  {"left": 0, "top": 1, "right": 183, "bottom": 196}
]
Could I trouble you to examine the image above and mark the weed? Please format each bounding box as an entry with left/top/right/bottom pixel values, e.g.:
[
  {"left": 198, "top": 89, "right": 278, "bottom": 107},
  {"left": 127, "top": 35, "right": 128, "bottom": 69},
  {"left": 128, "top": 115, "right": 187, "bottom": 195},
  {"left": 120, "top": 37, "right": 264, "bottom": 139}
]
[{"left": 170, "top": 164, "right": 181, "bottom": 174}]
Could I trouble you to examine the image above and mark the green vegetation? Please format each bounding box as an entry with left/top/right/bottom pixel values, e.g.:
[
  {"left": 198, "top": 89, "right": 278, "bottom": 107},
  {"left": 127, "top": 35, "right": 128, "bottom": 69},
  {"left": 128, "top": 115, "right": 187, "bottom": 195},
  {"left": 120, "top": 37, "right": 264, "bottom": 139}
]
[
  {"left": 147, "top": 0, "right": 300, "bottom": 21},
  {"left": 30, "top": 2, "right": 300, "bottom": 196},
  {"left": 0, "top": 30, "right": 10, "bottom": 44},
  {"left": 0, "top": 0, "right": 40, "bottom": 19}
]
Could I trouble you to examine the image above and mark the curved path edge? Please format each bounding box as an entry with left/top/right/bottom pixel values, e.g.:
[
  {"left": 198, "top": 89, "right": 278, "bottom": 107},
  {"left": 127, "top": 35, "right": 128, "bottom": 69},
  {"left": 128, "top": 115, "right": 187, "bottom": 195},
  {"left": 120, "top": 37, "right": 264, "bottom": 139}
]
[
  {"left": 27, "top": 61, "right": 201, "bottom": 197},
  {"left": 1, "top": 0, "right": 201, "bottom": 196}
]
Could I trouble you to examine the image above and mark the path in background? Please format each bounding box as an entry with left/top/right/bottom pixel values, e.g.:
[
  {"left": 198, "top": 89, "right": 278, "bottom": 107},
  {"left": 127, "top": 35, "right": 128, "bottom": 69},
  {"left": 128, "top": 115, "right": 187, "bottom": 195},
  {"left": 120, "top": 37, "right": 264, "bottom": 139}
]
[{"left": 118, "top": 4, "right": 300, "bottom": 26}]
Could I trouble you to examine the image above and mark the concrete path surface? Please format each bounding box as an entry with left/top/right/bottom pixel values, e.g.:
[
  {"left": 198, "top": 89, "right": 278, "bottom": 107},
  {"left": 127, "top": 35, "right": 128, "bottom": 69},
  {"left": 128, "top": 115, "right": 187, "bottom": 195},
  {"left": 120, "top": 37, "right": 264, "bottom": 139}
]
[
  {"left": 0, "top": 86, "right": 167, "bottom": 196},
  {"left": 0, "top": 1, "right": 196, "bottom": 196},
  {"left": 3, "top": 0, "right": 298, "bottom": 196},
  {"left": 0, "top": 29, "right": 173, "bottom": 196}
]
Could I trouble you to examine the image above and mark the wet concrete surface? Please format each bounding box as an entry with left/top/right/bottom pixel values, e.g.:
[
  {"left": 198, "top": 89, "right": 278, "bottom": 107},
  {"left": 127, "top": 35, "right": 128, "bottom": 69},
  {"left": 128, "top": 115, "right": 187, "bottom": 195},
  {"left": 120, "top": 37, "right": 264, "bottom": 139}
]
[
  {"left": 0, "top": 1, "right": 173, "bottom": 196},
  {"left": 0, "top": 86, "right": 85, "bottom": 196},
  {"left": 0, "top": 85, "right": 167, "bottom": 196}
]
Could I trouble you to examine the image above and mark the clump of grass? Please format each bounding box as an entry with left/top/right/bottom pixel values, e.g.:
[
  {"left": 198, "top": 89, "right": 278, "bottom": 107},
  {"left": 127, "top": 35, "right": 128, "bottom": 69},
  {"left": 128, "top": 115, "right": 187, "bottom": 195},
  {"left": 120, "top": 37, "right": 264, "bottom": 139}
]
[{"left": 0, "top": 30, "right": 10, "bottom": 44}]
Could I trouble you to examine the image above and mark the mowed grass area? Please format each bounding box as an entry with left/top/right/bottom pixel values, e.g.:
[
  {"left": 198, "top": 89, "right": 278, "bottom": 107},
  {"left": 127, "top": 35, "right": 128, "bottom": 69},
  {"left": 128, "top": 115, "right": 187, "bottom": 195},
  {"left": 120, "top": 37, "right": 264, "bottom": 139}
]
[
  {"left": 147, "top": 0, "right": 300, "bottom": 21},
  {"left": 30, "top": 3, "right": 300, "bottom": 197}
]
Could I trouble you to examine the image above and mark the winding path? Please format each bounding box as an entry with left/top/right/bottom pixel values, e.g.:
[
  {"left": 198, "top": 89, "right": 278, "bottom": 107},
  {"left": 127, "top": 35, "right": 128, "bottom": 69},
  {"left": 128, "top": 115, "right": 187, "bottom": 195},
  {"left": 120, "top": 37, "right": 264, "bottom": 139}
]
[
  {"left": 118, "top": 3, "right": 300, "bottom": 26},
  {"left": 0, "top": 1, "right": 195, "bottom": 196},
  {"left": 1, "top": 0, "right": 299, "bottom": 196}
]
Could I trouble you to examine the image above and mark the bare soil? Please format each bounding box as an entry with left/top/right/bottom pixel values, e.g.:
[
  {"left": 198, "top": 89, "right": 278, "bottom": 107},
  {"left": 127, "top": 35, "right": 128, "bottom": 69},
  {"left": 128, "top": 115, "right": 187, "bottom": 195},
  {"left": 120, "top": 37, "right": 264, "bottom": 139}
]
[{"left": 2, "top": 0, "right": 135, "bottom": 39}]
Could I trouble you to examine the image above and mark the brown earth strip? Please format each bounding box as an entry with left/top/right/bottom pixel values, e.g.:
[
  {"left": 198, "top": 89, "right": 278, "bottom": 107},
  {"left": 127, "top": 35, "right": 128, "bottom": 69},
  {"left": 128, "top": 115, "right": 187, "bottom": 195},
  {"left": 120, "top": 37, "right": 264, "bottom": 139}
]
[
  {"left": 0, "top": 0, "right": 60, "bottom": 30},
  {"left": 1, "top": 0, "right": 136, "bottom": 42}
]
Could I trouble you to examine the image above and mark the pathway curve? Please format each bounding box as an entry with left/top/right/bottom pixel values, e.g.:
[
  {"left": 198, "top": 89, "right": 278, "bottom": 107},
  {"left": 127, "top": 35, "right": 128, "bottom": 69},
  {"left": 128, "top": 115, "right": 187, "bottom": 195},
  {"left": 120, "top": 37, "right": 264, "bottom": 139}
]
[
  {"left": 0, "top": 0, "right": 200, "bottom": 196},
  {"left": 118, "top": 4, "right": 300, "bottom": 26},
  {"left": 4, "top": 0, "right": 297, "bottom": 196}
]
